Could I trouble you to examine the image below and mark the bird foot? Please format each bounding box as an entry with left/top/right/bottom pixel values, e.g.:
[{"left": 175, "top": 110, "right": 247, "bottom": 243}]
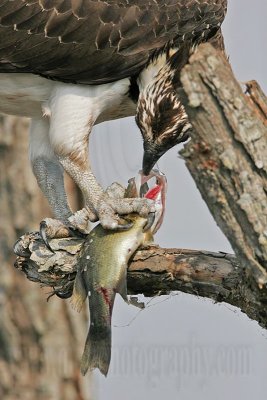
[
  {"left": 40, "top": 179, "right": 156, "bottom": 250},
  {"left": 68, "top": 181, "right": 156, "bottom": 232},
  {"left": 39, "top": 218, "right": 71, "bottom": 252},
  {"left": 39, "top": 217, "right": 87, "bottom": 252},
  {"left": 68, "top": 208, "right": 92, "bottom": 234},
  {"left": 94, "top": 182, "right": 156, "bottom": 231}
]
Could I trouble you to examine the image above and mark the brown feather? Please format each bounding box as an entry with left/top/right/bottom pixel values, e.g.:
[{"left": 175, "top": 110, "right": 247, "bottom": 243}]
[{"left": 0, "top": 0, "right": 227, "bottom": 83}]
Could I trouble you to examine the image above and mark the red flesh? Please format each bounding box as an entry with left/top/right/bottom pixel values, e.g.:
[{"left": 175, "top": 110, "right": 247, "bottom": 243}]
[{"left": 144, "top": 184, "right": 161, "bottom": 200}]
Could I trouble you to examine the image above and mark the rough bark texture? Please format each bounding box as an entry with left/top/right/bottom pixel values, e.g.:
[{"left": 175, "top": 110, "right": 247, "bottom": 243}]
[
  {"left": 0, "top": 116, "right": 92, "bottom": 400},
  {"left": 13, "top": 235, "right": 267, "bottom": 330},
  {"left": 179, "top": 43, "right": 267, "bottom": 287}
]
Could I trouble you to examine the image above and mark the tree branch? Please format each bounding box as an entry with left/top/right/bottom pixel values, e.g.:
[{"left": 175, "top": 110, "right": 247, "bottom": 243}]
[
  {"left": 179, "top": 43, "right": 267, "bottom": 287},
  {"left": 14, "top": 233, "right": 267, "bottom": 329}
]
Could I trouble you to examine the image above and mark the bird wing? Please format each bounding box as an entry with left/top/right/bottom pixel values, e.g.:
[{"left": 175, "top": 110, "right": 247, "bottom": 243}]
[{"left": 0, "top": 0, "right": 227, "bottom": 83}]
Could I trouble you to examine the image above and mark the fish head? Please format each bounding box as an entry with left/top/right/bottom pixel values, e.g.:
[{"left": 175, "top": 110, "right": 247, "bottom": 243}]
[{"left": 129, "top": 169, "right": 167, "bottom": 234}]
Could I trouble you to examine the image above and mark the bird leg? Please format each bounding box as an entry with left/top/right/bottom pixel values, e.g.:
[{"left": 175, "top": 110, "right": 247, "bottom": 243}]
[
  {"left": 31, "top": 143, "right": 155, "bottom": 241},
  {"left": 29, "top": 118, "right": 75, "bottom": 247},
  {"left": 59, "top": 156, "right": 155, "bottom": 231},
  {"left": 32, "top": 157, "right": 72, "bottom": 222},
  {"left": 34, "top": 83, "right": 155, "bottom": 237},
  {"left": 32, "top": 157, "right": 75, "bottom": 249}
]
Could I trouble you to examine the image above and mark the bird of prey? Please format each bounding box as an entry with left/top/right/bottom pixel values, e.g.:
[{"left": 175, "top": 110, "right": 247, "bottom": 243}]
[{"left": 0, "top": 0, "right": 227, "bottom": 237}]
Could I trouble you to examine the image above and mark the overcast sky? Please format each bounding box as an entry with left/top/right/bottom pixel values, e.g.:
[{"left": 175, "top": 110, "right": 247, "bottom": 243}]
[{"left": 88, "top": 1, "right": 267, "bottom": 399}]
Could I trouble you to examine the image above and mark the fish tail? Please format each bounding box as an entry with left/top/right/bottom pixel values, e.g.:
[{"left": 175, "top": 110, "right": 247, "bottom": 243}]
[{"left": 80, "top": 324, "right": 111, "bottom": 377}]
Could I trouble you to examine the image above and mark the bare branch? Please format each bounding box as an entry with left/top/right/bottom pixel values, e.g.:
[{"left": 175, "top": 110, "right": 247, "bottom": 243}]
[{"left": 14, "top": 233, "right": 267, "bottom": 329}]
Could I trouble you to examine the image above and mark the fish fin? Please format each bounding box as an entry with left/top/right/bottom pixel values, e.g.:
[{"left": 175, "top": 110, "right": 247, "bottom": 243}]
[
  {"left": 81, "top": 324, "right": 111, "bottom": 377},
  {"left": 117, "top": 275, "right": 128, "bottom": 303},
  {"left": 143, "top": 232, "right": 154, "bottom": 245},
  {"left": 70, "top": 271, "right": 87, "bottom": 312}
]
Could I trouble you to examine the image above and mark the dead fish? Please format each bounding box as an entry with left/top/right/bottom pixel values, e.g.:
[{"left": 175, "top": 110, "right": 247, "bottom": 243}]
[{"left": 72, "top": 170, "right": 167, "bottom": 376}]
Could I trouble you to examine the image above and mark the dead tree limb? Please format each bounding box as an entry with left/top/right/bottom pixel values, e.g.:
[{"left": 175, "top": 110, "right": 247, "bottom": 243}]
[
  {"left": 14, "top": 233, "right": 267, "bottom": 329},
  {"left": 179, "top": 43, "right": 267, "bottom": 287}
]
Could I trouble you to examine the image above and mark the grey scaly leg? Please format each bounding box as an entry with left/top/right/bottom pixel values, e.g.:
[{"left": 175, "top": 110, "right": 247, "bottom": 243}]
[
  {"left": 31, "top": 157, "right": 72, "bottom": 221},
  {"left": 29, "top": 118, "right": 72, "bottom": 239}
]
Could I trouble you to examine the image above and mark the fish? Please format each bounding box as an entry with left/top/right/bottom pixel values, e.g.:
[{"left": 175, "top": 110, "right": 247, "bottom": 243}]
[{"left": 71, "top": 170, "right": 167, "bottom": 376}]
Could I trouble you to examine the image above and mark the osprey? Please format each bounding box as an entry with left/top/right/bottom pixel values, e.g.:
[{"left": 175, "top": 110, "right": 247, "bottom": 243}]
[{"left": 0, "top": 0, "right": 227, "bottom": 236}]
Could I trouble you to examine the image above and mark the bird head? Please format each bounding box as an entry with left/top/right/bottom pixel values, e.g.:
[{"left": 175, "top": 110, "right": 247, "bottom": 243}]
[
  {"left": 136, "top": 47, "right": 192, "bottom": 175},
  {"left": 136, "top": 88, "right": 191, "bottom": 175}
]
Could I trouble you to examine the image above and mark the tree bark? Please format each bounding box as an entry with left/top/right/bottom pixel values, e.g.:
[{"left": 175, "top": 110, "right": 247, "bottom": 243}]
[
  {"left": 179, "top": 43, "right": 267, "bottom": 287},
  {"left": 13, "top": 234, "right": 267, "bottom": 330},
  {"left": 0, "top": 116, "right": 92, "bottom": 400}
]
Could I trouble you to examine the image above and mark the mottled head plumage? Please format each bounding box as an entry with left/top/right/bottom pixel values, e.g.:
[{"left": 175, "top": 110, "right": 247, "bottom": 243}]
[{"left": 136, "top": 46, "right": 192, "bottom": 174}]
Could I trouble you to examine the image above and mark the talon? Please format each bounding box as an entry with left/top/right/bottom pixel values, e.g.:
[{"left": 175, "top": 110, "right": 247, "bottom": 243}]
[
  {"left": 143, "top": 212, "right": 155, "bottom": 231},
  {"left": 40, "top": 221, "right": 55, "bottom": 253},
  {"left": 140, "top": 182, "right": 149, "bottom": 197},
  {"left": 47, "top": 289, "right": 72, "bottom": 301},
  {"left": 55, "top": 290, "right": 73, "bottom": 299},
  {"left": 116, "top": 219, "right": 134, "bottom": 231},
  {"left": 68, "top": 226, "right": 87, "bottom": 238}
]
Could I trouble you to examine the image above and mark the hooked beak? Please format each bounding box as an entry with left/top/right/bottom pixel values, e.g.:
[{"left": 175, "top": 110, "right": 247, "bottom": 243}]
[{"left": 142, "top": 148, "right": 159, "bottom": 176}]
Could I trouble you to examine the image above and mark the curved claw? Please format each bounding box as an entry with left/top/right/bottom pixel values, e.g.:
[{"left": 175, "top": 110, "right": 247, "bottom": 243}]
[
  {"left": 140, "top": 182, "right": 149, "bottom": 198},
  {"left": 47, "top": 289, "right": 73, "bottom": 301},
  {"left": 55, "top": 290, "right": 73, "bottom": 299},
  {"left": 115, "top": 219, "right": 134, "bottom": 231},
  {"left": 143, "top": 212, "right": 155, "bottom": 232},
  {"left": 40, "top": 221, "right": 55, "bottom": 253},
  {"left": 67, "top": 226, "right": 87, "bottom": 238}
]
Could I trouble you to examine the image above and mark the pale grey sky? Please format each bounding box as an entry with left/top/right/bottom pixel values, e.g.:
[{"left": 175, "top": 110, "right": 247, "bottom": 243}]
[{"left": 87, "top": 1, "right": 267, "bottom": 399}]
